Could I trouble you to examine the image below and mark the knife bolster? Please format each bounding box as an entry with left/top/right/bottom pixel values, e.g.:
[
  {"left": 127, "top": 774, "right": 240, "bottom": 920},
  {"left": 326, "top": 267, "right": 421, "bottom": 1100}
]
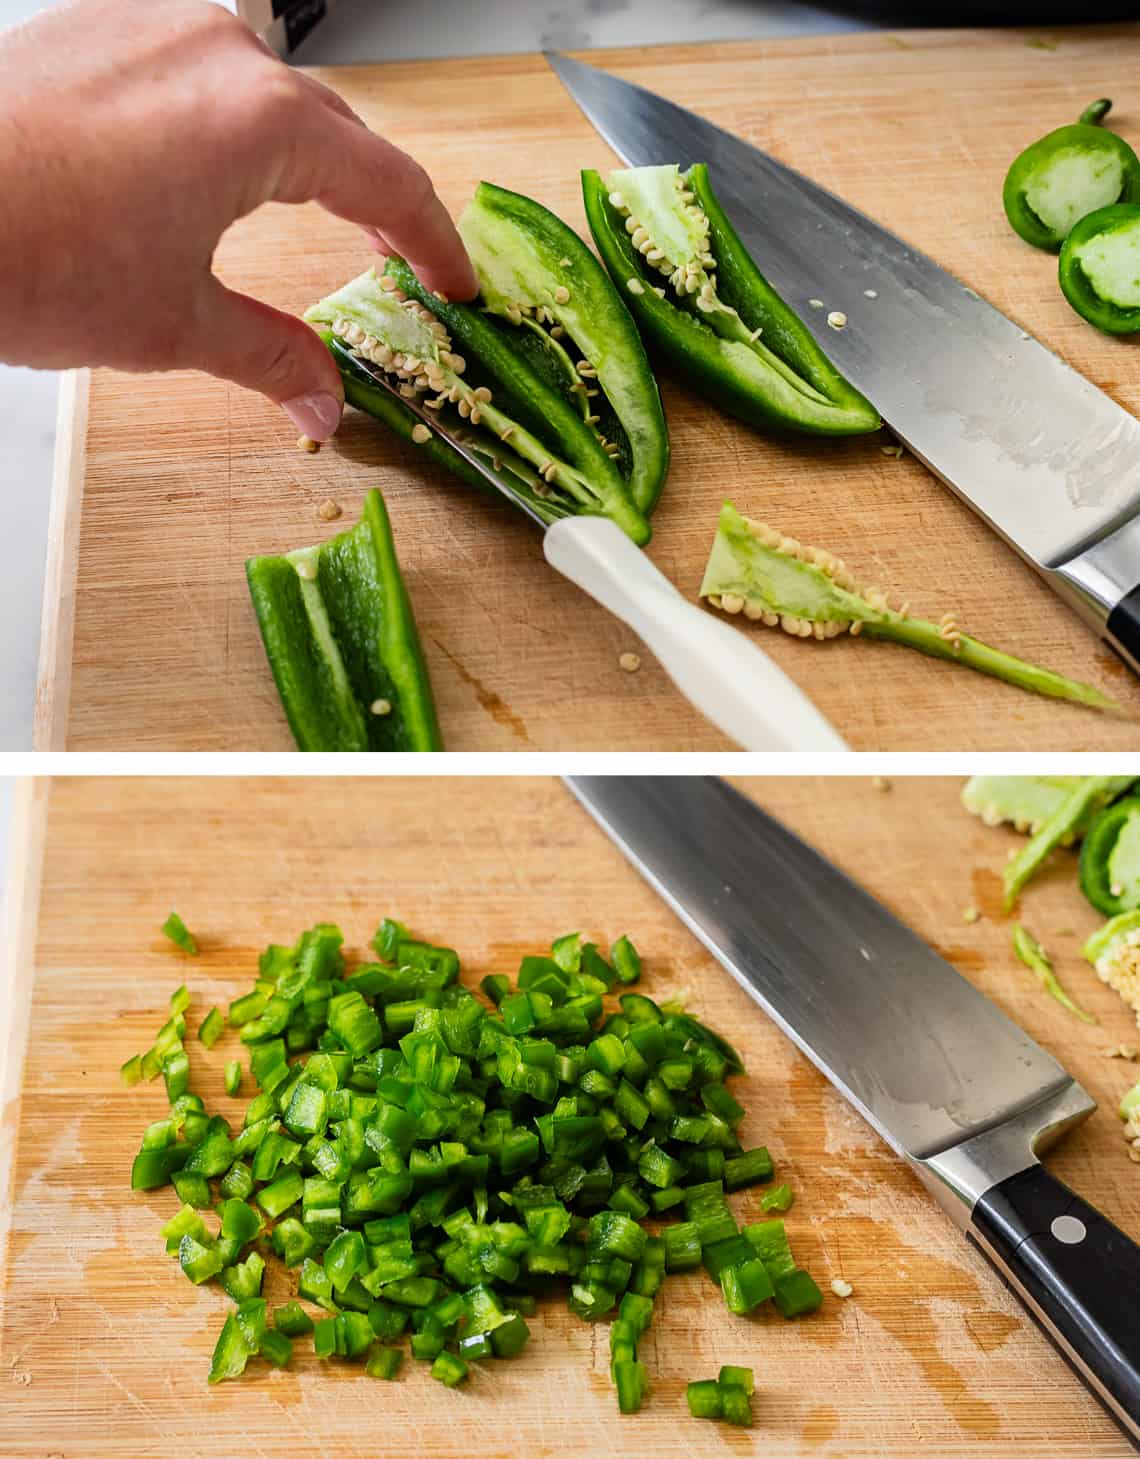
[
  {"left": 915, "top": 1078, "right": 1094, "bottom": 1228},
  {"left": 1052, "top": 513, "right": 1140, "bottom": 676}
]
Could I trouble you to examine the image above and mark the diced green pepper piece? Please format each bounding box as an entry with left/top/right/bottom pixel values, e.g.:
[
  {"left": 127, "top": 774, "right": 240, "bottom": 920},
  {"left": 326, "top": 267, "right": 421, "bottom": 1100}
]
[
  {"left": 257, "top": 1171, "right": 304, "bottom": 1219},
  {"left": 761, "top": 1182, "right": 794, "bottom": 1214},
  {"left": 772, "top": 1268, "right": 824, "bottom": 1318},
  {"left": 273, "top": 1301, "right": 314, "bottom": 1338},
  {"left": 614, "top": 1358, "right": 648, "bottom": 1414},
  {"left": 163, "top": 912, "right": 199, "bottom": 955},
  {"left": 209, "top": 1310, "right": 255, "bottom": 1384},
  {"left": 719, "top": 1364, "right": 755, "bottom": 1394},
  {"left": 260, "top": 1329, "right": 293, "bottom": 1368},
  {"left": 721, "top": 1257, "right": 775, "bottom": 1314},
  {"left": 197, "top": 1006, "right": 224, "bottom": 1048},
  {"left": 367, "top": 1346, "right": 404, "bottom": 1380},
  {"left": 611, "top": 935, "right": 641, "bottom": 985},
  {"left": 431, "top": 1351, "right": 468, "bottom": 1387},
  {"left": 687, "top": 1379, "right": 723, "bottom": 1419},
  {"left": 178, "top": 1233, "right": 223, "bottom": 1285},
  {"left": 724, "top": 1146, "right": 774, "bottom": 1190},
  {"left": 721, "top": 1384, "right": 754, "bottom": 1427}
]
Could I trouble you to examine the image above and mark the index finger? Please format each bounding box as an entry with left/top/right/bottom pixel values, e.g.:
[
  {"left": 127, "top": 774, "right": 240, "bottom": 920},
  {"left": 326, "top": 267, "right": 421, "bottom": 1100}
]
[{"left": 278, "top": 107, "right": 478, "bottom": 300}]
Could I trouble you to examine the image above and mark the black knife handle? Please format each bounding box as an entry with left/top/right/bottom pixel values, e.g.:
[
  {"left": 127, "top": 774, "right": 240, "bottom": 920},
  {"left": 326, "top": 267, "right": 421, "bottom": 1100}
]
[
  {"left": 971, "top": 1165, "right": 1140, "bottom": 1442},
  {"left": 1107, "top": 586, "right": 1140, "bottom": 676}
]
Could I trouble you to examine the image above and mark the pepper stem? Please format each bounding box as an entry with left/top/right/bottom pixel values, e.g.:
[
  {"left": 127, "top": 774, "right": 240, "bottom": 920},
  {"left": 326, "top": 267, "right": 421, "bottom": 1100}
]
[
  {"left": 861, "top": 614, "right": 1121, "bottom": 712},
  {"left": 1080, "top": 98, "right": 1113, "bottom": 126}
]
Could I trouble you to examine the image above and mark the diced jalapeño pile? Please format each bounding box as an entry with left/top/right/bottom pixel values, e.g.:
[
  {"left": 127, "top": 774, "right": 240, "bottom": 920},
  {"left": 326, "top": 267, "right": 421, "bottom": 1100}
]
[{"left": 125, "top": 918, "right": 825, "bottom": 1414}]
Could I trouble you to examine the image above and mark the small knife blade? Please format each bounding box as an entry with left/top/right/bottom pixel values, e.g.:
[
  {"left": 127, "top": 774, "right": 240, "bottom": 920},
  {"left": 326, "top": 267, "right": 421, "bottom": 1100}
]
[
  {"left": 345, "top": 358, "right": 552, "bottom": 528},
  {"left": 567, "top": 775, "right": 1140, "bottom": 1440},
  {"left": 547, "top": 52, "right": 1140, "bottom": 675}
]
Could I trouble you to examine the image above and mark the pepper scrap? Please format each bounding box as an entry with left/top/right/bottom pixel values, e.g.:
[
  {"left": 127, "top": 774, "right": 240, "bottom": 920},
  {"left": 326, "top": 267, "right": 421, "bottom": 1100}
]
[
  {"left": 1080, "top": 795, "right": 1140, "bottom": 916},
  {"left": 583, "top": 163, "right": 879, "bottom": 437},
  {"left": 1059, "top": 203, "right": 1140, "bottom": 334},
  {"left": 1085, "top": 910, "right": 1140, "bottom": 1029},
  {"left": 245, "top": 488, "right": 441, "bottom": 752},
  {"left": 961, "top": 776, "right": 1094, "bottom": 837},
  {"left": 1003, "top": 777, "right": 1136, "bottom": 911},
  {"left": 1012, "top": 923, "right": 1096, "bottom": 1024},
  {"left": 699, "top": 502, "right": 1119, "bottom": 712},
  {"left": 1003, "top": 99, "right": 1140, "bottom": 251}
]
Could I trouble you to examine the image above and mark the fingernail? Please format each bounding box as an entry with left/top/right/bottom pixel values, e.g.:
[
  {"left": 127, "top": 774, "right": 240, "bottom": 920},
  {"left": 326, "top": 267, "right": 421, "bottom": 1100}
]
[{"left": 282, "top": 391, "right": 342, "bottom": 441}]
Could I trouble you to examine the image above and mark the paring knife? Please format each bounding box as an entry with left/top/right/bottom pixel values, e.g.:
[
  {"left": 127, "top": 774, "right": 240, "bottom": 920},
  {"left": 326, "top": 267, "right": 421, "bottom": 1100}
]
[
  {"left": 567, "top": 775, "right": 1140, "bottom": 1441},
  {"left": 348, "top": 358, "right": 846, "bottom": 751},
  {"left": 548, "top": 52, "right": 1140, "bottom": 678}
]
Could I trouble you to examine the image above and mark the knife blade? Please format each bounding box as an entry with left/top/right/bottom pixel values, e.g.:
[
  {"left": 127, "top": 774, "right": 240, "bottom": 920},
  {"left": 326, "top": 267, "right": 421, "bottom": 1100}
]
[
  {"left": 567, "top": 775, "right": 1140, "bottom": 1440},
  {"left": 345, "top": 356, "right": 847, "bottom": 750},
  {"left": 547, "top": 52, "right": 1140, "bottom": 677}
]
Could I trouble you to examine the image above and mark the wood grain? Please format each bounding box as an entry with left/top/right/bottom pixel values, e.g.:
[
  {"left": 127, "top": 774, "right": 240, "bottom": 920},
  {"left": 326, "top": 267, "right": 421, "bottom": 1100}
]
[
  {"left": 38, "top": 27, "right": 1140, "bottom": 750},
  {"left": 3, "top": 775, "right": 1139, "bottom": 1456}
]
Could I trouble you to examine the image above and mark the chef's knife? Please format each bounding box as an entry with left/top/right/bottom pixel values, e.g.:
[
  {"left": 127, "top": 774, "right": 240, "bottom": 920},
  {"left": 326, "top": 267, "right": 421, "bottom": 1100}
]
[
  {"left": 548, "top": 53, "right": 1140, "bottom": 678},
  {"left": 567, "top": 775, "right": 1140, "bottom": 1441},
  {"left": 347, "top": 357, "right": 846, "bottom": 750}
]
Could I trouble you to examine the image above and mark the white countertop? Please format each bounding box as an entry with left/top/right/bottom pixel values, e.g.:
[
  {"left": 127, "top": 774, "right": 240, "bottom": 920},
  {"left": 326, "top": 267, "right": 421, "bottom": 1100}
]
[{"left": 0, "top": 0, "right": 874, "bottom": 750}]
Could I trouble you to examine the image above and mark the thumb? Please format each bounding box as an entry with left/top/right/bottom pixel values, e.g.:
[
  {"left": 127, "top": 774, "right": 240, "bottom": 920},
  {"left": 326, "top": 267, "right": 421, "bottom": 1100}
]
[{"left": 191, "top": 281, "right": 344, "bottom": 440}]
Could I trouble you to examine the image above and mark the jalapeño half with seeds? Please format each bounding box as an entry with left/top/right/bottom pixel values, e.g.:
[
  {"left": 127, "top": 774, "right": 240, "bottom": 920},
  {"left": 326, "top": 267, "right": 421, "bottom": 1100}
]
[
  {"left": 306, "top": 183, "right": 669, "bottom": 546},
  {"left": 583, "top": 163, "right": 879, "bottom": 437}
]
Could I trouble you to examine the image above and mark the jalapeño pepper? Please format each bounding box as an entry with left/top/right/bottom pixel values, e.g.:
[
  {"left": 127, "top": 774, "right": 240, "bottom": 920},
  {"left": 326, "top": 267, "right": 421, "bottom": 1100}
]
[
  {"left": 245, "top": 488, "right": 441, "bottom": 752},
  {"left": 1003, "top": 99, "right": 1140, "bottom": 252},
  {"left": 305, "top": 183, "right": 669, "bottom": 545},
  {"left": 1059, "top": 203, "right": 1140, "bottom": 334},
  {"left": 582, "top": 163, "right": 879, "bottom": 437}
]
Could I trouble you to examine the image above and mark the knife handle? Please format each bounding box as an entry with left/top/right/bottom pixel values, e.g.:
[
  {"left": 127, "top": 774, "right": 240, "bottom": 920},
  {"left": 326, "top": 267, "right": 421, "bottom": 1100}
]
[
  {"left": 542, "top": 515, "right": 848, "bottom": 752},
  {"left": 971, "top": 1164, "right": 1140, "bottom": 1441},
  {"left": 1107, "top": 587, "right": 1140, "bottom": 675}
]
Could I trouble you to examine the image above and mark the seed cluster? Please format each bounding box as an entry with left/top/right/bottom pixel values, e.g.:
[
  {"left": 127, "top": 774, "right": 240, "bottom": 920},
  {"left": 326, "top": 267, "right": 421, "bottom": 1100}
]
[
  {"left": 706, "top": 519, "right": 967, "bottom": 654},
  {"left": 706, "top": 520, "right": 862, "bottom": 640},
  {"left": 1098, "top": 930, "right": 1140, "bottom": 1047},
  {"left": 330, "top": 276, "right": 473, "bottom": 415},
  {"left": 607, "top": 173, "right": 726, "bottom": 316},
  {"left": 485, "top": 268, "right": 617, "bottom": 460},
  {"left": 332, "top": 272, "right": 624, "bottom": 507}
]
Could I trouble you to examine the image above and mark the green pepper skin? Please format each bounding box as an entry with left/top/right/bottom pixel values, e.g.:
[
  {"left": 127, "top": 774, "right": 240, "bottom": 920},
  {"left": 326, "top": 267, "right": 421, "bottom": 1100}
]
[
  {"left": 246, "top": 489, "right": 441, "bottom": 753},
  {"left": 1079, "top": 795, "right": 1140, "bottom": 915},
  {"left": 1003, "top": 123, "right": 1140, "bottom": 252},
  {"left": 1059, "top": 203, "right": 1140, "bottom": 334},
  {"left": 582, "top": 165, "right": 879, "bottom": 437},
  {"left": 457, "top": 181, "right": 669, "bottom": 520},
  {"left": 380, "top": 255, "right": 651, "bottom": 538}
]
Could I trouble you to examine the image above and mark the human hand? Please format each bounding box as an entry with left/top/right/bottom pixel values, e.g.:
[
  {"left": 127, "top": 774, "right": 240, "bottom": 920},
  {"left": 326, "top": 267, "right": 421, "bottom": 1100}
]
[{"left": 0, "top": 0, "right": 477, "bottom": 439}]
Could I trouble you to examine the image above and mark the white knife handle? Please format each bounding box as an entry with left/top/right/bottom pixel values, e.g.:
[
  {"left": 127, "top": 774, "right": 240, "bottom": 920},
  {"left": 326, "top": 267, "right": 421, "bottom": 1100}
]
[{"left": 543, "top": 516, "right": 848, "bottom": 752}]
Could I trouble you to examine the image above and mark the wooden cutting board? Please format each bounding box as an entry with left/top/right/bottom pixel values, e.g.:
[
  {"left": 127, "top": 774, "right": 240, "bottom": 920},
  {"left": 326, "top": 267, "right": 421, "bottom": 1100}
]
[
  {"left": 34, "top": 26, "right": 1140, "bottom": 751},
  {"left": 3, "top": 775, "right": 1140, "bottom": 1456}
]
